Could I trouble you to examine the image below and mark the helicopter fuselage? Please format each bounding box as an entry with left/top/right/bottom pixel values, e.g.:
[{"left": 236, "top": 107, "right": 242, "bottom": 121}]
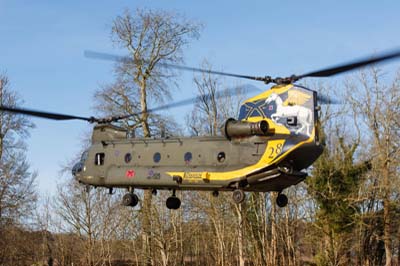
[
  {"left": 73, "top": 84, "right": 324, "bottom": 194},
  {"left": 74, "top": 134, "right": 321, "bottom": 192}
]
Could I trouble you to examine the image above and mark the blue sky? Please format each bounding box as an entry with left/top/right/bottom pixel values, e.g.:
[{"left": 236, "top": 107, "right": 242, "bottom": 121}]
[{"left": 1, "top": 0, "right": 400, "bottom": 195}]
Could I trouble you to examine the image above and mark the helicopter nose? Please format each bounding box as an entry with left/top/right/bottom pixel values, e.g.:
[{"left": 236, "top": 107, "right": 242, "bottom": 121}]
[{"left": 72, "top": 162, "right": 83, "bottom": 178}]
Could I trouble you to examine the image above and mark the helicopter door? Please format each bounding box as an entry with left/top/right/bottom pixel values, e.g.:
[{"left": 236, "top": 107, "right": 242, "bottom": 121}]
[
  {"left": 95, "top": 153, "right": 105, "bottom": 165},
  {"left": 94, "top": 152, "right": 106, "bottom": 178}
]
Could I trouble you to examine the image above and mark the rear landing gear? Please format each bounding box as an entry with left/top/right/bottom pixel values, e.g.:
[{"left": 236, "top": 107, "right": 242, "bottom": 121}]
[
  {"left": 166, "top": 190, "right": 181, "bottom": 210},
  {"left": 122, "top": 193, "right": 139, "bottom": 207},
  {"left": 232, "top": 189, "right": 245, "bottom": 204},
  {"left": 276, "top": 193, "right": 288, "bottom": 208}
]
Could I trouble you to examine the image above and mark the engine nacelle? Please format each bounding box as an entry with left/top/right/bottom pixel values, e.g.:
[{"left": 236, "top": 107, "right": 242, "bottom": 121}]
[{"left": 223, "top": 118, "right": 269, "bottom": 140}]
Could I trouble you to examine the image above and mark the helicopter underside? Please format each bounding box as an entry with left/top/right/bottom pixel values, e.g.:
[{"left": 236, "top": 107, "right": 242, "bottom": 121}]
[{"left": 109, "top": 168, "right": 307, "bottom": 193}]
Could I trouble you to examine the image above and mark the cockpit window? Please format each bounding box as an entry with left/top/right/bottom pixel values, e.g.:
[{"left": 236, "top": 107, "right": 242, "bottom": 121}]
[
  {"left": 95, "top": 153, "right": 105, "bottom": 166},
  {"left": 81, "top": 150, "right": 89, "bottom": 162}
]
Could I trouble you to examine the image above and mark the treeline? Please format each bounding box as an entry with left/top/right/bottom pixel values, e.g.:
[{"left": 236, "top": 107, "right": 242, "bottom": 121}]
[{"left": 0, "top": 8, "right": 399, "bottom": 266}]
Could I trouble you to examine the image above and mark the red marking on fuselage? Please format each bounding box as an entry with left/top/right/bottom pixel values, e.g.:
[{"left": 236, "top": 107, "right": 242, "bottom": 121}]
[{"left": 126, "top": 169, "right": 135, "bottom": 178}]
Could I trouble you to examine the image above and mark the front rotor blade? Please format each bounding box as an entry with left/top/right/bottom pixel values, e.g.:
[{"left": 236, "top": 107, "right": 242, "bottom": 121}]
[
  {"left": 84, "top": 50, "right": 266, "bottom": 82},
  {"left": 299, "top": 48, "right": 400, "bottom": 78},
  {"left": 0, "top": 106, "right": 95, "bottom": 122}
]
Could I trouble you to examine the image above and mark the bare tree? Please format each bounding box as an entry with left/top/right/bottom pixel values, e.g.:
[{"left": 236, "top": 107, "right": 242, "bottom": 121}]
[
  {"left": 186, "top": 61, "right": 220, "bottom": 136},
  {"left": 185, "top": 64, "right": 255, "bottom": 265},
  {"left": 0, "top": 74, "right": 36, "bottom": 221},
  {"left": 186, "top": 60, "right": 249, "bottom": 136},
  {"left": 97, "top": 8, "right": 202, "bottom": 137},
  {"left": 92, "top": 8, "right": 202, "bottom": 266},
  {"left": 53, "top": 179, "right": 138, "bottom": 266},
  {"left": 0, "top": 74, "right": 37, "bottom": 265},
  {"left": 347, "top": 68, "right": 400, "bottom": 266}
]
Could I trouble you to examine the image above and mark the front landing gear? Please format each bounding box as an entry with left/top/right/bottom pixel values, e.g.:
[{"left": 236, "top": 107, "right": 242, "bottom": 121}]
[
  {"left": 276, "top": 193, "right": 288, "bottom": 208},
  {"left": 166, "top": 190, "right": 181, "bottom": 210},
  {"left": 122, "top": 193, "right": 139, "bottom": 207},
  {"left": 232, "top": 189, "right": 245, "bottom": 204}
]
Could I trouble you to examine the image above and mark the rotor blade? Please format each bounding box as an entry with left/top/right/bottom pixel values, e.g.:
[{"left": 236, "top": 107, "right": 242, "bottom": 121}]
[
  {"left": 111, "top": 84, "right": 259, "bottom": 121},
  {"left": 84, "top": 50, "right": 266, "bottom": 82},
  {"left": 84, "top": 50, "right": 130, "bottom": 63},
  {"left": 317, "top": 94, "right": 341, "bottom": 105},
  {"left": 298, "top": 48, "right": 400, "bottom": 78},
  {"left": 0, "top": 106, "right": 96, "bottom": 122}
]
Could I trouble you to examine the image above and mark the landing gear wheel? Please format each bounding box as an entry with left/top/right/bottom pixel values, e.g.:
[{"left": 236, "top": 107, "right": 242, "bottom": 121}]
[
  {"left": 166, "top": 196, "right": 181, "bottom": 210},
  {"left": 276, "top": 193, "right": 288, "bottom": 208},
  {"left": 122, "top": 193, "right": 139, "bottom": 207},
  {"left": 232, "top": 189, "right": 245, "bottom": 204}
]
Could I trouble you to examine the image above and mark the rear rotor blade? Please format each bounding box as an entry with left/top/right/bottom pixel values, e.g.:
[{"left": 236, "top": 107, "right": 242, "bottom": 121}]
[
  {"left": 84, "top": 50, "right": 267, "bottom": 83},
  {"left": 317, "top": 94, "right": 341, "bottom": 105},
  {"left": 298, "top": 48, "right": 400, "bottom": 78},
  {"left": 0, "top": 106, "right": 96, "bottom": 122},
  {"left": 110, "top": 84, "right": 259, "bottom": 121},
  {"left": 86, "top": 48, "right": 400, "bottom": 85}
]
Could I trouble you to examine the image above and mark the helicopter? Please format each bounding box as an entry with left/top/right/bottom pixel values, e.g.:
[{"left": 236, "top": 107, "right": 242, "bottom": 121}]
[{"left": 1, "top": 49, "right": 400, "bottom": 210}]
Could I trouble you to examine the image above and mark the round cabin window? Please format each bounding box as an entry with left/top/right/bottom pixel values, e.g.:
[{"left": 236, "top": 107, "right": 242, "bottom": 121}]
[
  {"left": 124, "top": 153, "right": 132, "bottom": 163},
  {"left": 153, "top": 152, "right": 161, "bottom": 163},
  {"left": 217, "top": 152, "right": 226, "bottom": 163},
  {"left": 184, "top": 152, "right": 192, "bottom": 163}
]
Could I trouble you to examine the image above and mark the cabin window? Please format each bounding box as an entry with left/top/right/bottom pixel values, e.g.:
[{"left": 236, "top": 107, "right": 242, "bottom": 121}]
[
  {"left": 153, "top": 152, "right": 161, "bottom": 163},
  {"left": 124, "top": 153, "right": 132, "bottom": 163},
  {"left": 217, "top": 152, "right": 226, "bottom": 163},
  {"left": 95, "top": 153, "right": 105, "bottom": 165},
  {"left": 184, "top": 152, "right": 192, "bottom": 163}
]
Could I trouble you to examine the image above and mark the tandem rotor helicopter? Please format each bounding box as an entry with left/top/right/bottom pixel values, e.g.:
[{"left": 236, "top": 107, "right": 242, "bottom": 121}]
[{"left": 2, "top": 49, "right": 400, "bottom": 210}]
